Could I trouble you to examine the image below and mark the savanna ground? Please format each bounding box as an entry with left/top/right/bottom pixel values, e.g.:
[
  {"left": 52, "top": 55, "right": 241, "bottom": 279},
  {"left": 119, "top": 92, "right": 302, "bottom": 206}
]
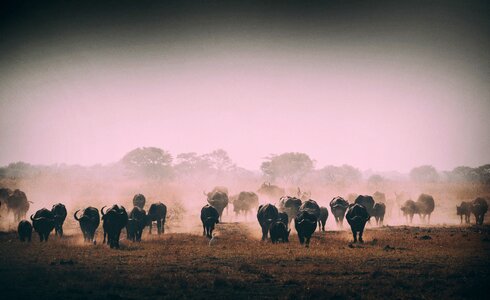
[{"left": 0, "top": 218, "right": 489, "bottom": 300}]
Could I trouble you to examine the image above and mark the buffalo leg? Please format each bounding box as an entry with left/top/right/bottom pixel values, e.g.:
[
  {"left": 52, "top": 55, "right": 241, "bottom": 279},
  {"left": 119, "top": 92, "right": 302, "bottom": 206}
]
[
  {"left": 298, "top": 233, "right": 304, "bottom": 245},
  {"left": 203, "top": 224, "right": 206, "bottom": 236},
  {"left": 305, "top": 237, "right": 311, "bottom": 248},
  {"left": 149, "top": 222, "right": 153, "bottom": 235},
  {"left": 157, "top": 219, "right": 162, "bottom": 235},
  {"left": 261, "top": 225, "right": 268, "bottom": 241},
  {"left": 359, "top": 230, "right": 364, "bottom": 243},
  {"left": 352, "top": 230, "right": 357, "bottom": 243}
]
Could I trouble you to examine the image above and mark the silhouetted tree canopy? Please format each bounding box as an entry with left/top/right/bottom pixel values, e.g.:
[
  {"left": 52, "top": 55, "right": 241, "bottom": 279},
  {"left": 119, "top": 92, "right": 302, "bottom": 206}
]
[
  {"left": 319, "top": 164, "right": 362, "bottom": 183},
  {"left": 410, "top": 165, "right": 439, "bottom": 183},
  {"left": 121, "top": 147, "right": 173, "bottom": 179},
  {"left": 261, "top": 152, "right": 314, "bottom": 184}
]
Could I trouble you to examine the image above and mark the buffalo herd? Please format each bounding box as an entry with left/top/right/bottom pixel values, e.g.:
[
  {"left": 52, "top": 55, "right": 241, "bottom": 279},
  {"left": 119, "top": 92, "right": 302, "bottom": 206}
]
[{"left": 1, "top": 185, "right": 488, "bottom": 249}]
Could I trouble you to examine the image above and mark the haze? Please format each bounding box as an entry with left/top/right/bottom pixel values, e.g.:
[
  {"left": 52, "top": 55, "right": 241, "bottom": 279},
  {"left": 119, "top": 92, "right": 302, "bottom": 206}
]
[{"left": 0, "top": 1, "right": 489, "bottom": 172}]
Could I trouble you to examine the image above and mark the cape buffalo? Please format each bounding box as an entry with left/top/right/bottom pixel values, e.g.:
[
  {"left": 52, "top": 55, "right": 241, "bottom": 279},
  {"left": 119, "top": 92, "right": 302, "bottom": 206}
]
[
  {"left": 330, "top": 197, "right": 349, "bottom": 228},
  {"left": 0, "top": 187, "right": 11, "bottom": 211},
  {"left": 257, "top": 182, "right": 285, "bottom": 201},
  {"left": 269, "top": 221, "right": 290, "bottom": 243},
  {"left": 201, "top": 204, "right": 219, "bottom": 239},
  {"left": 346, "top": 204, "right": 370, "bottom": 243},
  {"left": 257, "top": 204, "right": 279, "bottom": 241},
  {"left": 205, "top": 187, "right": 229, "bottom": 220},
  {"left": 278, "top": 196, "right": 302, "bottom": 225},
  {"left": 472, "top": 198, "right": 488, "bottom": 225},
  {"left": 127, "top": 206, "right": 147, "bottom": 242},
  {"left": 74, "top": 207, "right": 100, "bottom": 243},
  {"left": 147, "top": 202, "right": 167, "bottom": 235},
  {"left": 456, "top": 201, "right": 472, "bottom": 224},
  {"left": 373, "top": 191, "right": 386, "bottom": 203},
  {"left": 401, "top": 200, "right": 417, "bottom": 223},
  {"left": 18, "top": 220, "right": 32, "bottom": 242},
  {"left": 416, "top": 194, "right": 435, "bottom": 224},
  {"left": 300, "top": 199, "right": 321, "bottom": 218},
  {"left": 294, "top": 210, "right": 317, "bottom": 247},
  {"left": 232, "top": 191, "right": 259, "bottom": 219},
  {"left": 133, "top": 194, "right": 146, "bottom": 209},
  {"left": 101, "top": 205, "right": 128, "bottom": 249},
  {"left": 318, "top": 207, "right": 328, "bottom": 232},
  {"left": 354, "top": 195, "right": 375, "bottom": 217},
  {"left": 373, "top": 203, "right": 386, "bottom": 226},
  {"left": 30, "top": 208, "right": 55, "bottom": 242},
  {"left": 278, "top": 212, "right": 289, "bottom": 227},
  {"left": 51, "top": 203, "right": 67, "bottom": 237},
  {"left": 7, "top": 189, "right": 30, "bottom": 222}
]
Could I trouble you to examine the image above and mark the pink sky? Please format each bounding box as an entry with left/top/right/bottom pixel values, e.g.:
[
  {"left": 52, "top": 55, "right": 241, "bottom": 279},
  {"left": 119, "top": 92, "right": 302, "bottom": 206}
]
[{"left": 0, "top": 40, "right": 488, "bottom": 172}]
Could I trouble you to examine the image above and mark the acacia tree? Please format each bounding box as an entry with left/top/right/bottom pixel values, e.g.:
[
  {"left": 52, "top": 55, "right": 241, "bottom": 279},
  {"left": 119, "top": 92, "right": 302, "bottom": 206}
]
[
  {"left": 121, "top": 147, "right": 173, "bottom": 179},
  {"left": 320, "top": 164, "right": 362, "bottom": 184},
  {"left": 260, "top": 152, "right": 314, "bottom": 184},
  {"left": 410, "top": 165, "right": 439, "bottom": 183}
]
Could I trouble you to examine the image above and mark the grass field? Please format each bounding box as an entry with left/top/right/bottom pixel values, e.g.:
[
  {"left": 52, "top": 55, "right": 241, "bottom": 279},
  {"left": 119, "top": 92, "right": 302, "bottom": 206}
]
[{"left": 0, "top": 219, "right": 489, "bottom": 299}]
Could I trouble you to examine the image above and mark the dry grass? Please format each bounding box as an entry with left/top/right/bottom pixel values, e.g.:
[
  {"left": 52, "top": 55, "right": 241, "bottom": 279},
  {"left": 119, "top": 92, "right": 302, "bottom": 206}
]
[{"left": 0, "top": 220, "right": 489, "bottom": 299}]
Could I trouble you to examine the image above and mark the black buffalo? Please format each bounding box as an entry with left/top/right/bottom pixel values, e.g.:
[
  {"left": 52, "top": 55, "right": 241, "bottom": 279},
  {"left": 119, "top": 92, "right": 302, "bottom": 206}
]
[
  {"left": 51, "top": 203, "right": 67, "bottom": 237},
  {"left": 74, "top": 207, "right": 100, "bottom": 243},
  {"left": 18, "top": 220, "right": 33, "bottom": 242},
  {"left": 456, "top": 201, "right": 472, "bottom": 224},
  {"left": 346, "top": 204, "right": 370, "bottom": 243},
  {"left": 278, "top": 196, "right": 302, "bottom": 225},
  {"left": 294, "top": 210, "right": 317, "bottom": 247},
  {"left": 278, "top": 212, "right": 289, "bottom": 227},
  {"left": 201, "top": 204, "right": 220, "bottom": 239},
  {"left": 472, "top": 198, "right": 488, "bottom": 225},
  {"left": 147, "top": 202, "right": 167, "bottom": 235},
  {"left": 205, "top": 187, "right": 229, "bottom": 220},
  {"left": 354, "top": 195, "right": 375, "bottom": 218},
  {"left": 269, "top": 221, "right": 290, "bottom": 243},
  {"left": 318, "top": 207, "right": 329, "bottom": 232},
  {"left": 101, "top": 205, "right": 128, "bottom": 249},
  {"left": 30, "top": 208, "right": 55, "bottom": 242},
  {"left": 6, "top": 189, "right": 30, "bottom": 222},
  {"left": 232, "top": 191, "right": 259, "bottom": 218},
  {"left": 373, "top": 203, "right": 386, "bottom": 226},
  {"left": 133, "top": 194, "right": 146, "bottom": 209},
  {"left": 416, "top": 194, "right": 435, "bottom": 224},
  {"left": 330, "top": 197, "right": 349, "bottom": 228},
  {"left": 401, "top": 200, "right": 417, "bottom": 223},
  {"left": 300, "top": 199, "right": 321, "bottom": 218},
  {"left": 257, "top": 204, "right": 279, "bottom": 241},
  {"left": 127, "top": 206, "right": 147, "bottom": 242}
]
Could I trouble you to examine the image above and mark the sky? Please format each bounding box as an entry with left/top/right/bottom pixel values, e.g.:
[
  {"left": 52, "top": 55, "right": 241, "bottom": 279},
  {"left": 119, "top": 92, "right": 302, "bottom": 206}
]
[{"left": 0, "top": 1, "right": 489, "bottom": 172}]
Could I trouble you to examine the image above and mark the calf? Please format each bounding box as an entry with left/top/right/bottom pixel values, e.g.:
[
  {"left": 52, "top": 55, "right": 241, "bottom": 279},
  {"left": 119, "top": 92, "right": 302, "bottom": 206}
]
[
  {"left": 18, "top": 220, "right": 32, "bottom": 242},
  {"left": 201, "top": 204, "right": 219, "bottom": 239}
]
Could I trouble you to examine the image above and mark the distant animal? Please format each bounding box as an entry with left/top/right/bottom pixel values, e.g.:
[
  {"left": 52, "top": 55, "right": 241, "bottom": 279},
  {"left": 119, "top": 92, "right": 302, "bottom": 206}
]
[
  {"left": 415, "top": 194, "right": 435, "bottom": 224},
  {"left": 201, "top": 204, "right": 220, "bottom": 239},
  {"left": 456, "top": 201, "right": 472, "bottom": 224},
  {"left": 127, "top": 206, "right": 147, "bottom": 242},
  {"left": 277, "top": 196, "right": 302, "bottom": 225},
  {"left": 205, "top": 187, "right": 229, "bottom": 220},
  {"left": 372, "top": 191, "right": 386, "bottom": 203},
  {"left": 147, "top": 202, "right": 167, "bottom": 235},
  {"left": 0, "top": 187, "right": 11, "bottom": 210},
  {"left": 278, "top": 212, "right": 289, "bottom": 228},
  {"left": 294, "top": 210, "right": 317, "bottom": 247},
  {"left": 401, "top": 200, "right": 417, "bottom": 223},
  {"left": 30, "top": 208, "right": 55, "bottom": 242},
  {"left": 257, "top": 182, "right": 285, "bottom": 200},
  {"left": 18, "top": 220, "right": 33, "bottom": 242},
  {"left": 372, "top": 203, "right": 386, "bottom": 226},
  {"left": 330, "top": 197, "right": 349, "bottom": 228},
  {"left": 269, "top": 221, "right": 290, "bottom": 243},
  {"left": 297, "top": 187, "right": 311, "bottom": 202},
  {"left": 346, "top": 204, "right": 370, "bottom": 243},
  {"left": 318, "top": 207, "right": 329, "bottom": 232},
  {"left": 51, "top": 203, "right": 67, "bottom": 237},
  {"left": 101, "top": 205, "right": 128, "bottom": 249},
  {"left": 74, "top": 207, "right": 100, "bottom": 243},
  {"left": 6, "top": 189, "right": 30, "bottom": 222},
  {"left": 354, "top": 195, "right": 375, "bottom": 218},
  {"left": 232, "top": 191, "right": 259, "bottom": 218},
  {"left": 472, "top": 198, "right": 488, "bottom": 225},
  {"left": 346, "top": 193, "right": 359, "bottom": 203},
  {"left": 133, "top": 194, "right": 146, "bottom": 209},
  {"left": 257, "top": 204, "right": 279, "bottom": 241}
]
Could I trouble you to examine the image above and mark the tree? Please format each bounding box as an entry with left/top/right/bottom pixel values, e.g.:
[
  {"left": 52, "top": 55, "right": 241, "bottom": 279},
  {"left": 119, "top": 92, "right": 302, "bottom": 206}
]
[
  {"left": 121, "top": 147, "right": 173, "bottom": 179},
  {"left": 368, "top": 174, "right": 384, "bottom": 186},
  {"left": 410, "top": 165, "right": 439, "bottom": 183},
  {"left": 202, "top": 149, "right": 235, "bottom": 173},
  {"left": 319, "top": 164, "right": 362, "bottom": 183},
  {"left": 260, "top": 152, "right": 314, "bottom": 184}
]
